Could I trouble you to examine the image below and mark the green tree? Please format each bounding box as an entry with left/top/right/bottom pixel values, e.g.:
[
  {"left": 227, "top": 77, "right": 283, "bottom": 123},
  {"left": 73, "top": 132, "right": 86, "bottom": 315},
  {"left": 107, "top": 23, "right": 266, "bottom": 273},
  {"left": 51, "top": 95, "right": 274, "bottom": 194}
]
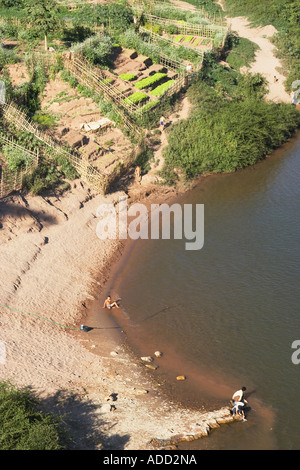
[
  {"left": 24, "top": 0, "right": 63, "bottom": 51},
  {"left": 0, "top": 381, "right": 66, "bottom": 450}
]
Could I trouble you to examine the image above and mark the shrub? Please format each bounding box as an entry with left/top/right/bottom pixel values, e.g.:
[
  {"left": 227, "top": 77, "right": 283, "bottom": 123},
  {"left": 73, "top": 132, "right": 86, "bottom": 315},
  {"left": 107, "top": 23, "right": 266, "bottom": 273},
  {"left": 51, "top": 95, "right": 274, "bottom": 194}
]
[
  {"left": 135, "top": 146, "right": 154, "bottom": 173},
  {"left": 226, "top": 35, "right": 260, "bottom": 70},
  {"left": 2, "top": 145, "right": 33, "bottom": 172},
  {"left": 32, "top": 112, "right": 57, "bottom": 130},
  {"left": 0, "top": 45, "right": 19, "bottom": 71},
  {"left": 53, "top": 153, "right": 79, "bottom": 180},
  {"left": 162, "top": 80, "right": 300, "bottom": 180},
  {"left": 166, "top": 24, "right": 178, "bottom": 35},
  {"left": 23, "top": 162, "right": 64, "bottom": 195},
  {"left": 72, "top": 35, "right": 114, "bottom": 66},
  {"left": 0, "top": 381, "right": 66, "bottom": 450}
]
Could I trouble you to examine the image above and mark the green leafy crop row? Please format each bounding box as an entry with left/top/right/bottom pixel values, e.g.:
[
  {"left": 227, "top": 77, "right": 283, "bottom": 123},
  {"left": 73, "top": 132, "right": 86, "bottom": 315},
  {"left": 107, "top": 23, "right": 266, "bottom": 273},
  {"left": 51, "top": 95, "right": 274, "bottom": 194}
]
[
  {"left": 149, "top": 80, "right": 175, "bottom": 97},
  {"left": 134, "top": 73, "right": 167, "bottom": 90}
]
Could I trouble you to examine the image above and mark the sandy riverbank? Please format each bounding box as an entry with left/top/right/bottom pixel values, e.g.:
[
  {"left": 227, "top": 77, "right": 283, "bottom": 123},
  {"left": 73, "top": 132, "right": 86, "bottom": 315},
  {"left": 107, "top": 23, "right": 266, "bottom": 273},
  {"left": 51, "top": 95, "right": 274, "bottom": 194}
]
[{"left": 0, "top": 172, "right": 236, "bottom": 450}]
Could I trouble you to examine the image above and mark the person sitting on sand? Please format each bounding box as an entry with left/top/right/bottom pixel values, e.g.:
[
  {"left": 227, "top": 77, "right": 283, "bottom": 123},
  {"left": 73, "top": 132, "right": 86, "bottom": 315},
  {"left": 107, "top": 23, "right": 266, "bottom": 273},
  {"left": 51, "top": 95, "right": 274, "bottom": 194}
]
[{"left": 103, "top": 295, "right": 120, "bottom": 310}]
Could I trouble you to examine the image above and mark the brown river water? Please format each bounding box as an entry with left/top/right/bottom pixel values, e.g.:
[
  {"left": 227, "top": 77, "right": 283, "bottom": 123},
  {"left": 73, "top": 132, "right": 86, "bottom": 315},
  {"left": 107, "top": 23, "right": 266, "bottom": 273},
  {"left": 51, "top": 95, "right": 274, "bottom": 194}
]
[{"left": 91, "top": 131, "right": 300, "bottom": 450}]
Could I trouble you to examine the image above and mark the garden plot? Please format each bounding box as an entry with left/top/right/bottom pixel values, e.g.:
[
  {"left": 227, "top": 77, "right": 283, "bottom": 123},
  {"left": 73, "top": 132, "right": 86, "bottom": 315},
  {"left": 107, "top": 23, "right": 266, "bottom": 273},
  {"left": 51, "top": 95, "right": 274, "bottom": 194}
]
[
  {"left": 6, "top": 61, "right": 29, "bottom": 87},
  {"left": 109, "top": 49, "right": 180, "bottom": 110},
  {"left": 112, "top": 48, "right": 151, "bottom": 76},
  {"left": 40, "top": 77, "right": 132, "bottom": 173},
  {"left": 172, "top": 34, "right": 212, "bottom": 49}
]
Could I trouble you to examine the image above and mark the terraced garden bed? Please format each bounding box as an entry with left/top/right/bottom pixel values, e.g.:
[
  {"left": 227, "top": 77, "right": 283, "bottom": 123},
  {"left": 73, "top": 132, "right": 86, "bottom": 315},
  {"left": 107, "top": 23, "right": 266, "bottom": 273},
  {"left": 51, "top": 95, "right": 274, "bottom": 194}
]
[
  {"left": 149, "top": 80, "right": 176, "bottom": 98},
  {"left": 172, "top": 35, "right": 212, "bottom": 49},
  {"left": 134, "top": 72, "right": 168, "bottom": 90}
]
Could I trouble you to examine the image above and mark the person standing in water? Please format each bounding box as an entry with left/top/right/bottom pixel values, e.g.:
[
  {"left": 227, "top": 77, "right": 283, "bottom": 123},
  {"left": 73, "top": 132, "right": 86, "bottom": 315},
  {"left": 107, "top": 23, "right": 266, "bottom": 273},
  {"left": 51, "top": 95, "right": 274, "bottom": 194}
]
[{"left": 232, "top": 386, "right": 247, "bottom": 404}]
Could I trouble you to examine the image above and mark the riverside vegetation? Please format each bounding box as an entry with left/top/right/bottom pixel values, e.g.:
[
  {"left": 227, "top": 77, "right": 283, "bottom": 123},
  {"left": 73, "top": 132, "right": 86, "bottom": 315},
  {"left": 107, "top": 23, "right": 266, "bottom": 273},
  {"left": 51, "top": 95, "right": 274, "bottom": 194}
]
[
  {"left": 159, "top": 1, "right": 300, "bottom": 183},
  {"left": 0, "top": 381, "right": 66, "bottom": 450},
  {"left": 158, "top": 0, "right": 300, "bottom": 184},
  {"left": 223, "top": 0, "right": 300, "bottom": 91}
]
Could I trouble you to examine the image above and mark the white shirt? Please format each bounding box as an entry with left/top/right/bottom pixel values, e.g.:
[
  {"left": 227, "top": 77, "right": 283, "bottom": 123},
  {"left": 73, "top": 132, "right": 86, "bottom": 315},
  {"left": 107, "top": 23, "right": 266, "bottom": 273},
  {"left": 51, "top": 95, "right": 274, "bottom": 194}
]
[{"left": 232, "top": 389, "right": 244, "bottom": 401}]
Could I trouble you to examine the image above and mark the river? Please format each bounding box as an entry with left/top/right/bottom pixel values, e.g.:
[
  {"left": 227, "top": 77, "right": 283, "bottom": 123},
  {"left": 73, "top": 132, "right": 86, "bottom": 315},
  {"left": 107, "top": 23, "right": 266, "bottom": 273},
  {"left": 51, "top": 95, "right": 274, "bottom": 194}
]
[{"left": 105, "top": 131, "right": 300, "bottom": 450}]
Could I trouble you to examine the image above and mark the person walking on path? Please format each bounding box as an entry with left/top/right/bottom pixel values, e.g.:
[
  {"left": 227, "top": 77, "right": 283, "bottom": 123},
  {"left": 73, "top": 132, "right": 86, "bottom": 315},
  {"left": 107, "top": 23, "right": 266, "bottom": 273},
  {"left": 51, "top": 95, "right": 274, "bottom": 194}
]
[
  {"left": 160, "top": 115, "right": 165, "bottom": 131},
  {"left": 135, "top": 166, "right": 141, "bottom": 184}
]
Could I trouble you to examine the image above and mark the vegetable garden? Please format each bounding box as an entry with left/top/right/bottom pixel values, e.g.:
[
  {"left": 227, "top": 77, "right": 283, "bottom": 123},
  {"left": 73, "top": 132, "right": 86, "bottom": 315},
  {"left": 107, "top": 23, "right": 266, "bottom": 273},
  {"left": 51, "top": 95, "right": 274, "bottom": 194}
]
[{"left": 0, "top": 0, "right": 230, "bottom": 198}]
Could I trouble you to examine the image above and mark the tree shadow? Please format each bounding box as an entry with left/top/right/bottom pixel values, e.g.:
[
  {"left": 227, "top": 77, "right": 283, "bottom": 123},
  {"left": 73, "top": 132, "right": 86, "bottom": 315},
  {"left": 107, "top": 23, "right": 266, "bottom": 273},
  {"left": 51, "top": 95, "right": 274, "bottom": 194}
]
[
  {"left": 40, "top": 389, "right": 131, "bottom": 450},
  {"left": 0, "top": 197, "right": 58, "bottom": 228}
]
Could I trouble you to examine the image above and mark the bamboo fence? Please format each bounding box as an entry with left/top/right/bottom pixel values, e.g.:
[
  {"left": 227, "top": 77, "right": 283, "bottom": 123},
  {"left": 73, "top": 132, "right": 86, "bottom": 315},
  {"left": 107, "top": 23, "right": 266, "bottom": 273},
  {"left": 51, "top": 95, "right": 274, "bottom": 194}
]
[
  {"left": 0, "top": 134, "right": 39, "bottom": 198},
  {"left": 139, "top": 26, "right": 206, "bottom": 59},
  {"left": 134, "top": 1, "right": 226, "bottom": 27},
  {"left": 141, "top": 11, "right": 226, "bottom": 41},
  {"left": 1, "top": 101, "right": 106, "bottom": 194},
  {"left": 63, "top": 52, "right": 143, "bottom": 134}
]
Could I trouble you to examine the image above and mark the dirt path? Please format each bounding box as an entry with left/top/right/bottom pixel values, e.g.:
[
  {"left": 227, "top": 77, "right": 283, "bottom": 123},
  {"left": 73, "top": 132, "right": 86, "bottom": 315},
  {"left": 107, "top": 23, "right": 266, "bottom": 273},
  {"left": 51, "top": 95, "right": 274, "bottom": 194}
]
[
  {"left": 153, "top": 96, "right": 192, "bottom": 171},
  {"left": 169, "top": 0, "right": 291, "bottom": 104},
  {"left": 217, "top": 0, "right": 291, "bottom": 103},
  {"left": 138, "top": 96, "right": 192, "bottom": 186}
]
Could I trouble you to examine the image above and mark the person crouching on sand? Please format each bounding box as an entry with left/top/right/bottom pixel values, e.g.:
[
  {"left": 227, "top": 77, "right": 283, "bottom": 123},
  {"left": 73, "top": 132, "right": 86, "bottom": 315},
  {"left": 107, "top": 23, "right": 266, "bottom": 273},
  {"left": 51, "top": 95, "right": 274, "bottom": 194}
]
[
  {"left": 232, "top": 401, "right": 247, "bottom": 421},
  {"left": 103, "top": 295, "right": 120, "bottom": 310}
]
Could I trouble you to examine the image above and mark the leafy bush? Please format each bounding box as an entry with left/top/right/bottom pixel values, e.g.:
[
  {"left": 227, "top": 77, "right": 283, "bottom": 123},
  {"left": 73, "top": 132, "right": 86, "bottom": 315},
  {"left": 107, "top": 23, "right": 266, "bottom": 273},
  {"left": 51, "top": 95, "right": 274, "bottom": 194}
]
[
  {"left": 53, "top": 153, "right": 79, "bottom": 180},
  {"left": 135, "top": 145, "right": 154, "bottom": 173},
  {"left": 135, "top": 73, "right": 167, "bottom": 90},
  {"left": 226, "top": 34, "right": 259, "bottom": 70},
  {"left": 32, "top": 112, "right": 57, "bottom": 130},
  {"left": 72, "top": 35, "right": 114, "bottom": 66},
  {"left": 0, "top": 45, "right": 19, "bottom": 71},
  {"left": 0, "top": 0, "right": 24, "bottom": 7},
  {"left": 2, "top": 145, "right": 33, "bottom": 172},
  {"left": 0, "top": 381, "right": 66, "bottom": 450},
  {"left": 23, "top": 162, "right": 65, "bottom": 195},
  {"left": 74, "top": 2, "right": 133, "bottom": 31},
  {"left": 144, "top": 23, "right": 162, "bottom": 35},
  {"left": 161, "top": 80, "right": 300, "bottom": 180},
  {"left": 165, "top": 24, "right": 178, "bottom": 35}
]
